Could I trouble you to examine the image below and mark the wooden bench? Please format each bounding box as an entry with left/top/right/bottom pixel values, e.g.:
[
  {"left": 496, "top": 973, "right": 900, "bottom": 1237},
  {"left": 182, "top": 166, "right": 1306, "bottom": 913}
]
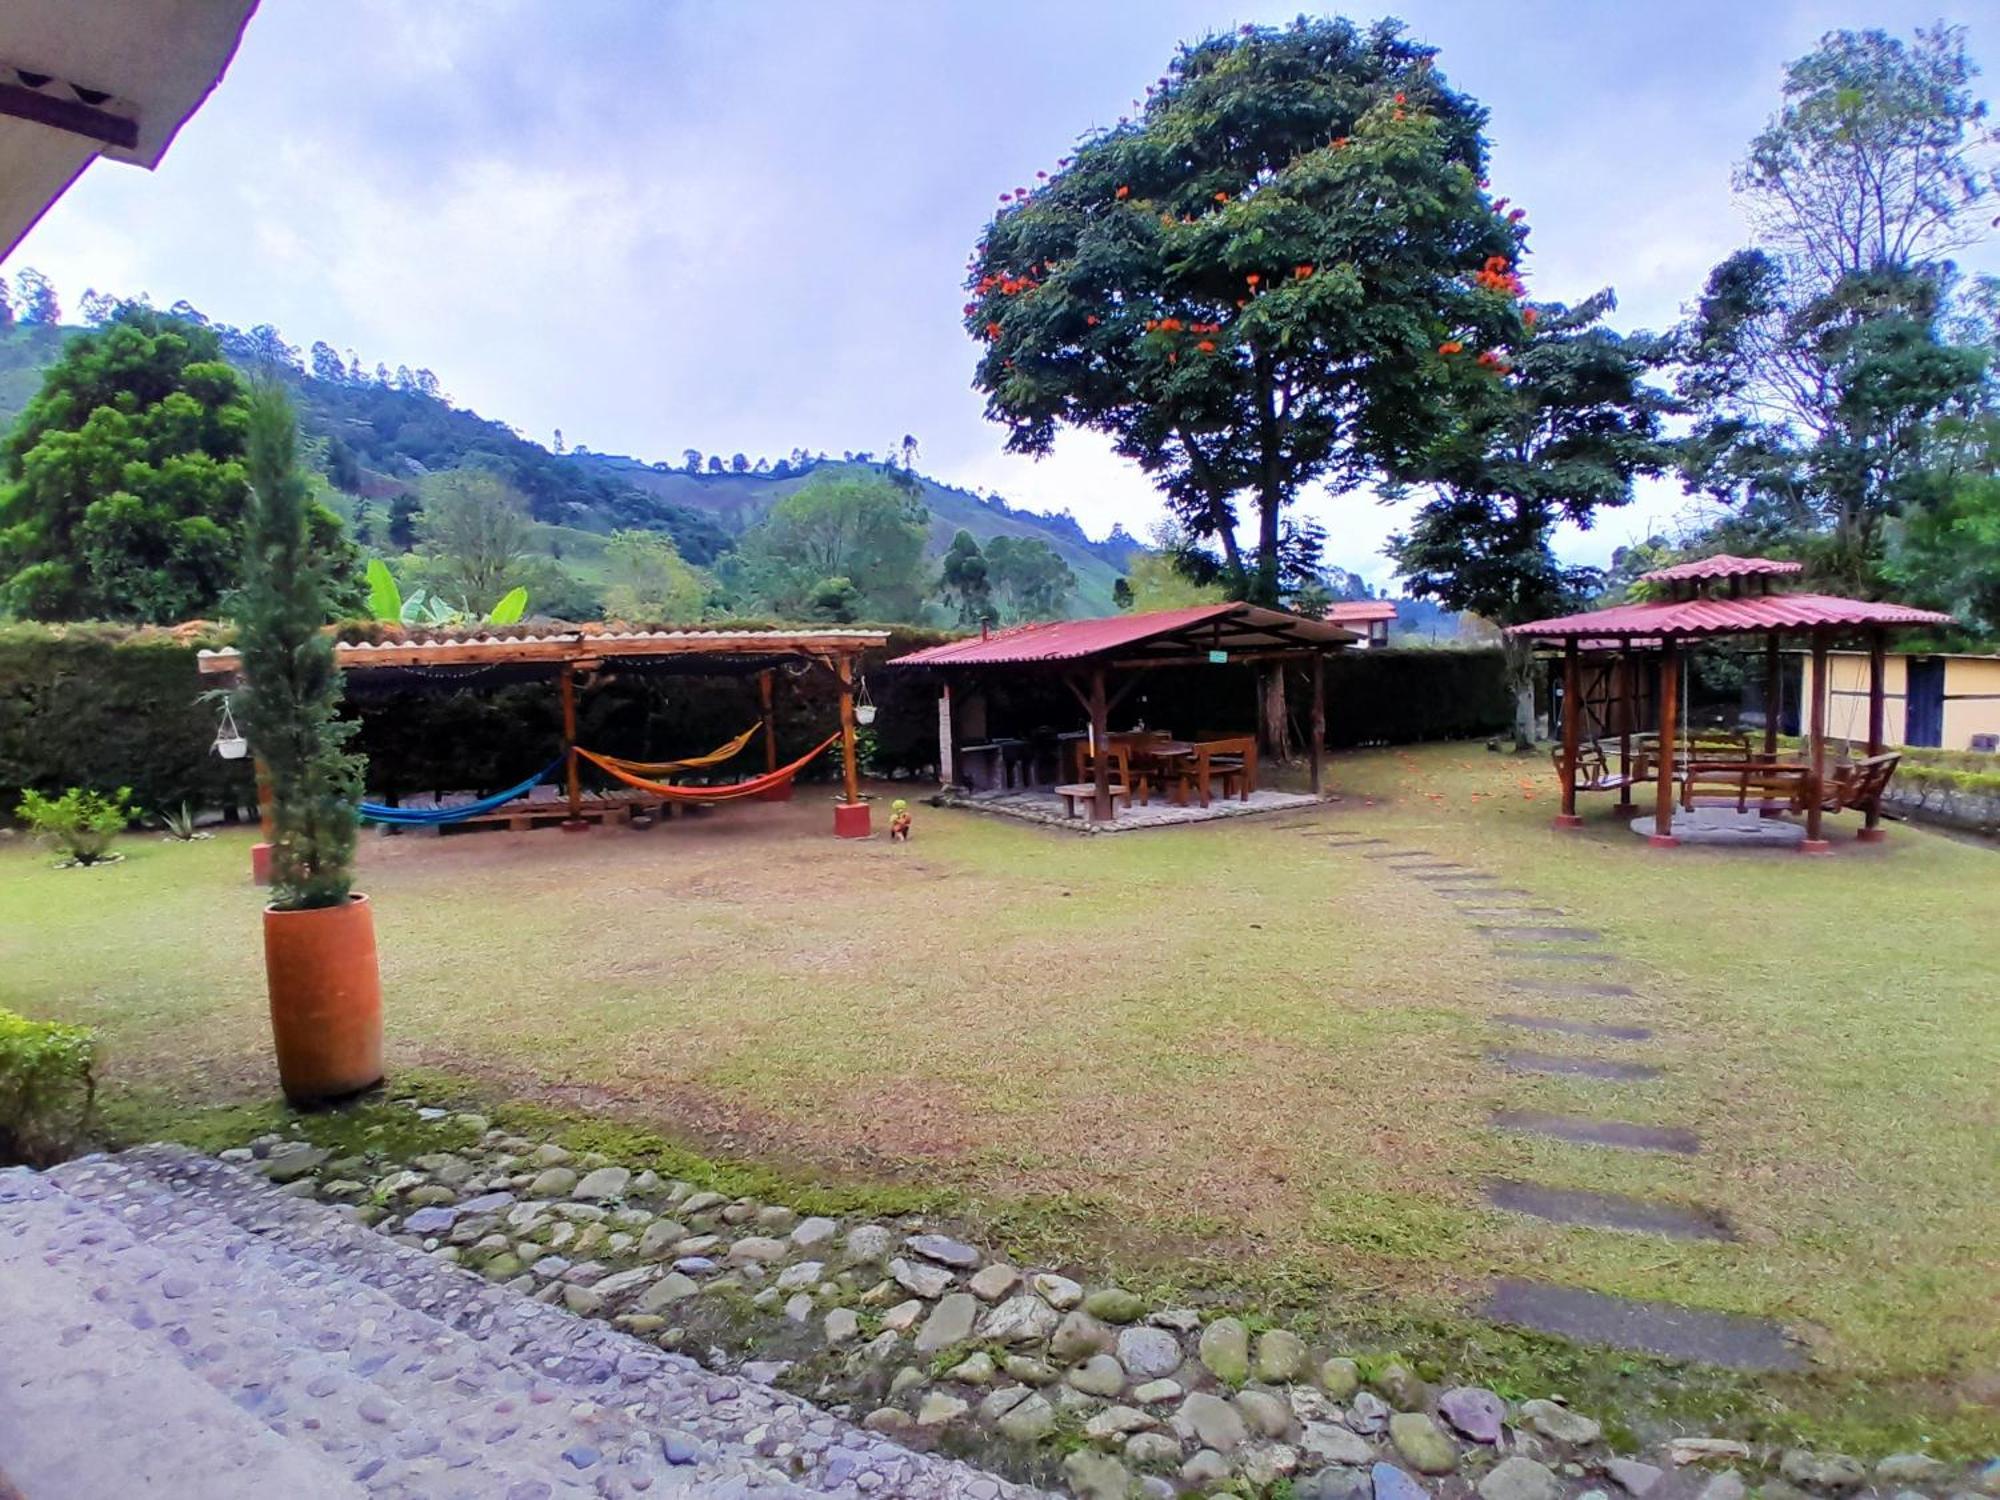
[{"left": 1055, "top": 782, "right": 1130, "bottom": 819}]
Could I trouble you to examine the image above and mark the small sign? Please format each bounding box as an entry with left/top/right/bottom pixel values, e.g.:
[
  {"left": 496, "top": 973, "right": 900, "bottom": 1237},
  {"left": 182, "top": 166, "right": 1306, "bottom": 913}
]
[{"left": 1208, "top": 649, "right": 1228, "bottom": 664}]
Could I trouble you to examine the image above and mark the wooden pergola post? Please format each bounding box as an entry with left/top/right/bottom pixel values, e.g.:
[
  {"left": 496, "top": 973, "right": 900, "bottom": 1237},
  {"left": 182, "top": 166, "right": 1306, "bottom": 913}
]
[
  {"left": 935, "top": 680, "right": 955, "bottom": 790},
  {"left": 1859, "top": 628, "right": 1888, "bottom": 843},
  {"left": 250, "top": 754, "right": 275, "bottom": 885},
  {"left": 559, "top": 663, "right": 586, "bottom": 831},
  {"left": 1556, "top": 638, "right": 1583, "bottom": 829},
  {"left": 758, "top": 669, "right": 778, "bottom": 776},
  {"left": 1802, "top": 629, "right": 1830, "bottom": 854},
  {"left": 1649, "top": 642, "right": 1680, "bottom": 848},
  {"left": 1308, "top": 652, "right": 1326, "bottom": 797},
  {"left": 1762, "top": 634, "right": 1782, "bottom": 759},
  {"left": 1088, "top": 665, "right": 1112, "bottom": 822},
  {"left": 833, "top": 650, "right": 869, "bottom": 837},
  {"left": 1615, "top": 650, "right": 1635, "bottom": 814}
]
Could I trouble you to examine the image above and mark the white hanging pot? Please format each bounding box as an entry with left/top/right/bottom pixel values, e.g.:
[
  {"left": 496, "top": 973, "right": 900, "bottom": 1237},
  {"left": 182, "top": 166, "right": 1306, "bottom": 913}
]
[
  {"left": 855, "top": 704, "right": 878, "bottom": 726},
  {"left": 213, "top": 701, "right": 249, "bottom": 759}
]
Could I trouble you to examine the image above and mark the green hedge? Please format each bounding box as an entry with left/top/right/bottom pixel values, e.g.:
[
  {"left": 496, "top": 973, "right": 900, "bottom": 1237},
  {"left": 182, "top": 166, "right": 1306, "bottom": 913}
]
[
  {"left": 0, "top": 1007, "right": 97, "bottom": 1166},
  {"left": 0, "top": 626, "right": 1508, "bottom": 811}
]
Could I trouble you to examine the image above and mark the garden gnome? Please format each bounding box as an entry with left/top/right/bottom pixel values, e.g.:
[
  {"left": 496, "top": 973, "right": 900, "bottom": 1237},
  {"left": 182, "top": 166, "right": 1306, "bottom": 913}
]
[{"left": 889, "top": 798, "right": 912, "bottom": 843}]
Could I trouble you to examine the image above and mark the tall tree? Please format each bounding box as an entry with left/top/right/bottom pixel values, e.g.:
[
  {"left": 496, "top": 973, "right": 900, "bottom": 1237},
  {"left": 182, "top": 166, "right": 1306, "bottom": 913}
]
[
  {"left": 737, "top": 472, "right": 929, "bottom": 621},
  {"left": 937, "top": 529, "right": 994, "bottom": 626},
  {"left": 985, "top": 534, "right": 1077, "bottom": 620},
  {"left": 13, "top": 268, "right": 59, "bottom": 326},
  {"left": 1391, "top": 293, "right": 1677, "bottom": 746},
  {"left": 964, "top": 18, "right": 1522, "bottom": 607},
  {"left": 407, "top": 468, "right": 536, "bottom": 606},
  {"left": 1679, "top": 26, "right": 1997, "bottom": 592},
  {"left": 0, "top": 306, "right": 249, "bottom": 621},
  {"left": 309, "top": 341, "right": 346, "bottom": 383},
  {"left": 601, "top": 530, "right": 707, "bottom": 622}
]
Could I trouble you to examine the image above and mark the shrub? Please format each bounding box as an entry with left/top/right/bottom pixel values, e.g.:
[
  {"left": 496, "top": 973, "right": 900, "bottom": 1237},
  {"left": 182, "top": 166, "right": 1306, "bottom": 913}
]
[
  {"left": 0, "top": 1008, "right": 97, "bottom": 1166},
  {"left": 15, "top": 785, "right": 138, "bottom": 865}
]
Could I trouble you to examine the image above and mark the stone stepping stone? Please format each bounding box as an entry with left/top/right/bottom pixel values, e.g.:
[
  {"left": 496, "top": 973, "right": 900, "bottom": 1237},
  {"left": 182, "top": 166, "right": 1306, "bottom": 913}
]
[
  {"left": 1478, "top": 925, "right": 1604, "bottom": 943},
  {"left": 1459, "top": 907, "right": 1568, "bottom": 919},
  {"left": 1483, "top": 1178, "right": 1734, "bottom": 1240},
  {"left": 1496, "top": 1014, "right": 1651, "bottom": 1042},
  {"left": 1314, "top": 833, "right": 1387, "bottom": 844},
  {"left": 1493, "top": 950, "right": 1622, "bottom": 964},
  {"left": 1484, "top": 1277, "right": 1803, "bottom": 1371},
  {"left": 1409, "top": 868, "right": 1488, "bottom": 880},
  {"left": 1490, "top": 1109, "right": 1699, "bottom": 1155},
  {"left": 1362, "top": 848, "right": 1435, "bottom": 859},
  {"left": 1506, "top": 979, "right": 1639, "bottom": 999},
  {"left": 1490, "top": 1049, "right": 1661, "bottom": 1082}
]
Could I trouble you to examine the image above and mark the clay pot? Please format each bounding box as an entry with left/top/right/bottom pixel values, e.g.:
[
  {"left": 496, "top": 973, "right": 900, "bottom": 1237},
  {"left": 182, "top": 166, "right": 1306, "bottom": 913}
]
[{"left": 263, "top": 894, "right": 383, "bottom": 1105}]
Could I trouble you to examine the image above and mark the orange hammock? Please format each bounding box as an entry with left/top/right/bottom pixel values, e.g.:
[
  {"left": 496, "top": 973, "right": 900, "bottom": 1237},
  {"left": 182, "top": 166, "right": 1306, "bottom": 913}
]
[
  {"left": 575, "top": 733, "right": 840, "bottom": 802},
  {"left": 590, "top": 722, "right": 761, "bottom": 777}
]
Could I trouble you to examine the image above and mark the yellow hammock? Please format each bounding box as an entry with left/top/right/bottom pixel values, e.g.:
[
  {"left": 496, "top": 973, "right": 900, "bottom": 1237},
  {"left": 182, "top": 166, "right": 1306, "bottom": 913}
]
[
  {"left": 588, "top": 722, "right": 762, "bottom": 777},
  {"left": 576, "top": 733, "right": 840, "bottom": 802}
]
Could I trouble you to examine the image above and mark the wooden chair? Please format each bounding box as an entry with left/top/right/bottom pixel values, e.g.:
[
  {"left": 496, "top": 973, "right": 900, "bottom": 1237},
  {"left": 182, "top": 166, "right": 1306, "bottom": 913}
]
[
  {"left": 1819, "top": 751, "right": 1902, "bottom": 817},
  {"left": 1184, "top": 737, "right": 1256, "bottom": 808},
  {"left": 1056, "top": 745, "right": 1136, "bottom": 818},
  {"left": 1553, "top": 741, "right": 1645, "bottom": 799}
]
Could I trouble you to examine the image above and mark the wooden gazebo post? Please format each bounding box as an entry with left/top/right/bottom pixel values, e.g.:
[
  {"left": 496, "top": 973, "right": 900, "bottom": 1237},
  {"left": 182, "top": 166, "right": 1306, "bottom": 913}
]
[
  {"left": 1556, "top": 638, "right": 1583, "bottom": 829},
  {"left": 559, "top": 662, "right": 586, "bottom": 832},
  {"left": 1762, "top": 634, "right": 1782, "bottom": 760},
  {"left": 1859, "top": 627, "right": 1889, "bottom": 843},
  {"left": 1650, "top": 641, "right": 1680, "bottom": 848},
  {"left": 1615, "top": 650, "right": 1635, "bottom": 815},
  {"left": 1802, "top": 629, "right": 1831, "bottom": 854},
  {"left": 1309, "top": 652, "right": 1326, "bottom": 797},
  {"left": 833, "top": 651, "right": 869, "bottom": 837},
  {"left": 1088, "top": 666, "right": 1112, "bottom": 822}
]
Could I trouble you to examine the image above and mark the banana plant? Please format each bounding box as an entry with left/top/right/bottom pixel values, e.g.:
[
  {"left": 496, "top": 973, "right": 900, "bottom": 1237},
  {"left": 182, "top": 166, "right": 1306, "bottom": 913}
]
[{"left": 365, "top": 559, "right": 528, "bottom": 626}]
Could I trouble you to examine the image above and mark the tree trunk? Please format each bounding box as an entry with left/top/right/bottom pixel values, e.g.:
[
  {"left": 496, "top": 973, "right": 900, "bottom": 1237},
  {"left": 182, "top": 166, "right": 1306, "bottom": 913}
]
[
  {"left": 1259, "top": 662, "right": 1293, "bottom": 761},
  {"left": 1501, "top": 635, "right": 1538, "bottom": 751}
]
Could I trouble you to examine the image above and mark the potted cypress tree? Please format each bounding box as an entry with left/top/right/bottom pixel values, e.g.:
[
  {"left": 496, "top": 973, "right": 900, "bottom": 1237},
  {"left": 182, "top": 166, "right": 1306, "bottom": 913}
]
[{"left": 235, "top": 384, "right": 382, "bottom": 1104}]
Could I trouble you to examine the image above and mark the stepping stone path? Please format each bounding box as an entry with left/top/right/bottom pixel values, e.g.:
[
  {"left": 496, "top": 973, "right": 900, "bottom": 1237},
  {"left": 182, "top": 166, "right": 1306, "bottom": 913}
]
[
  {"left": 1483, "top": 1179, "right": 1735, "bottom": 1241},
  {"left": 0, "top": 1147, "right": 1043, "bottom": 1500},
  {"left": 1495, "top": 1014, "right": 1652, "bottom": 1042},
  {"left": 1489, "top": 1110, "right": 1700, "bottom": 1155},
  {"left": 1485, "top": 1278, "right": 1804, "bottom": 1372},
  {"left": 1309, "top": 829, "right": 1808, "bottom": 1372}
]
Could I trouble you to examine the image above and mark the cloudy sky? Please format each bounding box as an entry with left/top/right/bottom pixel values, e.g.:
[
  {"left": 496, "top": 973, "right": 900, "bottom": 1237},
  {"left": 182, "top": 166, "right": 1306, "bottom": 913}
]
[{"left": 11, "top": 1, "right": 1996, "bottom": 588}]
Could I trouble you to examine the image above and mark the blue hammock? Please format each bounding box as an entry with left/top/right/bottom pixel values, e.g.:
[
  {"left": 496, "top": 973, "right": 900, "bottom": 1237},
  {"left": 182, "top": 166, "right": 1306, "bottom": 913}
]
[{"left": 361, "top": 756, "right": 567, "bottom": 826}]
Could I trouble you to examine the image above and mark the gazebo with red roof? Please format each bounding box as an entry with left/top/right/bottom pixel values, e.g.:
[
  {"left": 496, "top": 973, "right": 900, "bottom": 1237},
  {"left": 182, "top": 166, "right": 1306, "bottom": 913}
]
[
  {"left": 890, "top": 603, "right": 1359, "bottom": 820},
  {"left": 1509, "top": 556, "right": 1953, "bottom": 852}
]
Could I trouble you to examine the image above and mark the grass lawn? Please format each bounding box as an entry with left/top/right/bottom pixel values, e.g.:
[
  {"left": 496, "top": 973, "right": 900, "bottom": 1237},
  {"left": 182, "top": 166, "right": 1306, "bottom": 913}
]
[{"left": 4, "top": 744, "right": 1996, "bottom": 1450}]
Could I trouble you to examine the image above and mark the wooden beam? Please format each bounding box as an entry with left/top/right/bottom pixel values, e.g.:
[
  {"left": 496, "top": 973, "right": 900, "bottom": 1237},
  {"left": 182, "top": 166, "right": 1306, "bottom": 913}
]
[
  {"left": 1763, "top": 633, "right": 1782, "bottom": 758},
  {"left": 838, "top": 654, "right": 860, "bottom": 807},
  {"left": 1557, "top": 639, "right": 1582, "bottom": 828},
  {"left": 0, "top": 78, "right": 137, "bottom": 151},
  {"left": 1616, "top": 650, "right": 1634, "bottom": 812},
  {"left": 1804, "top": 630, "right": 1829, "bottom": 852},
  {"left": 1861, "top": 628, "right": 1887, "bottom": 841},
  {"left": 1309, "top": 652, "right": 1326, "bottom": 796},
  {"left": 1651, "top": 642, "right": 1679, "bottom": 847},
  {"left": 560, "top": 664, "right": 584, "bottom": 830},
  {"left": 1089, "top": 666, "right": 1112, "bottom": 822},
  {"left": 758, "top": 669, "right": 778, "bottom": 775}
]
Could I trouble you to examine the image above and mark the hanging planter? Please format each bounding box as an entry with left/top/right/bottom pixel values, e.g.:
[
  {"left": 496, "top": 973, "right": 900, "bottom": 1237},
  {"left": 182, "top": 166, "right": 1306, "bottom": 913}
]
[
  {"left": 212, "top": 699, "right": 249, "bottom": 760},
  {"left": 854, "top": 677, "right": 878, "bottom": 727}
]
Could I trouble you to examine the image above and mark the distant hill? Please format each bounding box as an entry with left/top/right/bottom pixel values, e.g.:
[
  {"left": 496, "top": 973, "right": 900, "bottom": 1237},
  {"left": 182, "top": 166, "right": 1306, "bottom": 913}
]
[{"left": 0, "top": 321, "right": 1140, "bottom": 618}]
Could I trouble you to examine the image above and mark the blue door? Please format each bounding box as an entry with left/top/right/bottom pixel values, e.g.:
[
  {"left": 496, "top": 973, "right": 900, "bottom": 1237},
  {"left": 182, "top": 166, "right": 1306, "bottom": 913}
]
[{"left": 1904, "top": 658, "right": 1945, "bottom": 747}]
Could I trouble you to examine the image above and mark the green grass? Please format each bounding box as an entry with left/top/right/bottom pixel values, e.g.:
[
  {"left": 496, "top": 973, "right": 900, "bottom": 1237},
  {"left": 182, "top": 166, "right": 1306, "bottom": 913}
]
[{"left": 4, "top": 745, "right": 1997, "bottom": 1451}]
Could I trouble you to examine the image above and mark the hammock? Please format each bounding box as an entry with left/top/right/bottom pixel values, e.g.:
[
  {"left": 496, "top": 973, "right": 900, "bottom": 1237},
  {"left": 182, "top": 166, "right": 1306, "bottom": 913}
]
[
  {"left": 360, "top": 756, "right": 566, "bottom": 826},
  {"left": 576, "top": 734, "right": 840, "bottom": 802},
  {"left": 589, "top": 722, "right": 761, "bottom": 777}
]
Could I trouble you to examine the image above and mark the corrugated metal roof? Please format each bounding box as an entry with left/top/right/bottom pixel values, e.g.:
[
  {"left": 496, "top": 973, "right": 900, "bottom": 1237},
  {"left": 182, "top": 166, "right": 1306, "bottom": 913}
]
[
  {"left": 1325, "top": 601, "right": 1399, "bottom": 623},
  {"left": 1639, "top": 553, "right": 1804, "bottom": 584},
  {"left": 197, "top": 626, "right": 891, "bottom": 674},
  {"left": 888, "top": 603, "right": 1356, "bottom": 667},
  {"left": 1510, "top": 594, "right": 1954, "bottom": 641}
]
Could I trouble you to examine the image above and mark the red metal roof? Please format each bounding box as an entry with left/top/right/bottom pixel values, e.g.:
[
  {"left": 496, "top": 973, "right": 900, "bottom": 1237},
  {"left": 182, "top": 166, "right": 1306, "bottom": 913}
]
[
  {"left": 1639, "top": 553, "right": 1804, "bottom": 584},
  {"left": 1510, "top": 593, "right": 1954, "bottom": 641},
  {"left": 889, "top": 603, "right": 1356, "bottom": 667}
]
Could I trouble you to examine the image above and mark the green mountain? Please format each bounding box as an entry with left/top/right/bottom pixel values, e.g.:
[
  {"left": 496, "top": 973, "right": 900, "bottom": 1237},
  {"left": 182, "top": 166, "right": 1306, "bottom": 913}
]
[{"left": 0, "top": 321, "right": 1140, "bottom": 619}]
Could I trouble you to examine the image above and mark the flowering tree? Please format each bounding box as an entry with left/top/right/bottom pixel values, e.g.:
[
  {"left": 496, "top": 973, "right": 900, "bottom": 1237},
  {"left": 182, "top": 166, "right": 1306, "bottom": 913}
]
[{"left": 964, "top": 17, "right": 1527, "bottom": 611}]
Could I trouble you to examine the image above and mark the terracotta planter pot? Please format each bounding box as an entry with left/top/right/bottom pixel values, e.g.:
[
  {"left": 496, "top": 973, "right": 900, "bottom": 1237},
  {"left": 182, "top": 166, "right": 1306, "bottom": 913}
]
[{"left": 263, "top": 893, "right": 383, "bottom": 1106}]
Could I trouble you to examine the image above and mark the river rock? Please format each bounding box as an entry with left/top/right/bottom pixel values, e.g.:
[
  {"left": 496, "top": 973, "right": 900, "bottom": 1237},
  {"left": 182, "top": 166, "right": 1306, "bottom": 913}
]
[
  {"left": 1349, "top": 1390, "right": 1391, "bottom": 1435},
  {"left": 1302, "top": 1466, "right": 1376, "bottom": 1500},
  {"left": 969, "top": 1263, "right": 1021, "bottom": 1301},
  {"left": 1479, "top": 1457, "right": 1561, "bottom": 1500},
  {"left": 1116, "top": 1325, "right": 1183, "bottom": 1380},
  {"left": 572, "top": 1166, "right": 630, "bottom": 1201},
  {"left": 906, "top": 1233, "right": 980, "bottom": 1269},
  {"left": 979, "top": 1293, "right": 1059, "bottom": 1345},
  {"left": 1374, "top": 1463, "right": 1432, "bottom": 1500},
  {"left": 1125, "top": 1432, "right": 1181, "bottom": 1468},
  {"left": 1063, "top": 1450, "right": 1130, "bottom": 1500},
  {"left": 1050, "top": 1310, "right": 1116, "bottom": 1362},
  {"left": 1032, "top": 1272, "right": 1083, "bottom": 1310},
  {"left": 1876, "top": 1456, "right": 1949, "bottom": 1487},
  {"left": 1321, "top": 1356, "right": 1361, "bottom": 1399},
  {"left": 790, "top": 1216, "right": 837, "bottom": 1249},
  {"left": 945, "top": 1352, "right": 996, "bottom": 1386},
  {"left": 1198, "top": 1317, "right": 1250, "bottom": 1383},
  {"left": 1084, "top": 1288, "right": 1145, "bottom": 1324},
  {"left": 1780, "top": 1452, "right": 1868, "bottom": 1495},
  {"left": 1438, "top": 1386, "right": 1506, "bottom": 1444},
  {"left": 916, "top": 1392, "right": 968, "bottom": 1427},
  {"left": 1255, "top": 1328, "right": 1308, "bottom": 1382},
  {"left": 1068, "top": 1354, "right": 1126, "bottom": 1397},
  {"left": 1520, "top": 1399, "right": 1600, "bottom": 1447},
  {"left": 824, "top": 1307, "right": 859, "bottom": 1344},
  {"left": 1084, "top": 1405, "right": 1153, "bottom": 1440},
  {"left": 636, "top": 1273, "right": 699, "bottom": 1311},
  {"left": 889, "top": 1256, "right": 954, "bottom": 1299},
  {"left": 995, "top": 1392, "right": 1056, "bottom": 1442},
  {"left": 1607, "top": 1459, "right": 1665, "bottom": 1496},
  {"left": 1237, "top": 1389, "right": 1292, "bottom": 1439},
  {"left": 914, "top": 1292, "right": 980, "bottom": 1354},
  {"left": 1174, "top": 1392, "right": 1247, "bottom": 1453},
  {"left": 1302, "top": 1421, "right": 1375, "bottom": 1467},
  {"left": 1390, "top": 1413, "right": 1458, "bottom": 1475},
  {"left": 528, "top": 1167, "right": 578, "bottom": 1198},
  {"left": 636, "top": 1220, "right": 686, "bottom": 1259},
  {"left": 845, "top": 1224, "right": 894, "bottom": 1263}
]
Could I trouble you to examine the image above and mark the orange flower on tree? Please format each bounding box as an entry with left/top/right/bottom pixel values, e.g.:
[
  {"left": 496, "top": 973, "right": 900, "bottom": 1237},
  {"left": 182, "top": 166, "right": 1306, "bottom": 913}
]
[
  {"left": 1246, "top": 272, "right": 1261, "bottom": 287},
  {"left": 1197, "top": 339, "right": 1217, "bottom": 352},
  {"left": 1115, "top": 185, "right": 1130, "bottom": 200},
  {"left": 1214, "top": 191, "right": 1230, "bottom": 203},
  {"left": 1294, "top": 264, "right": 1313, "bottom": 279},
  {"left": 1438, "top": 340, "right": 1464, "bottom": 355},
  {"left": 985, "top": 321, "right": 1003, "bottom": 339}
]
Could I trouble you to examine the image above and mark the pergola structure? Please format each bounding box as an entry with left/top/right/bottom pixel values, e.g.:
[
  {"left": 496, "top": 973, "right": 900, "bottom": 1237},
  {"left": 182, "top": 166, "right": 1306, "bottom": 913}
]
[
  {"left": 198, "top": 624, "right": 890, "bottom": 838},
  {"left": 1509, "top": 556, "right": 1954, "bottom": 852},
  {"left": 889, "top": 602, "right": 1358, "bottom": 821}
]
